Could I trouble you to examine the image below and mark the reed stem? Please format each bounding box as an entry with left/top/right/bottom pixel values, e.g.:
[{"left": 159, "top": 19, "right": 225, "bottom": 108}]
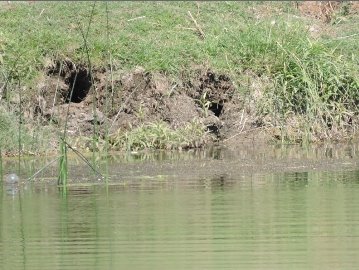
[
  {"left": 17, "top": 80, "right": 22, "bottom": 174},
  {"left": 58, "top": 139, "right": 68, "bottom": 194},
  {"left": 78, "top": 1, "right": 98, "bottom": 175},
  {"left": 0, "top": 147, "right": 3, "bottom": 184}
]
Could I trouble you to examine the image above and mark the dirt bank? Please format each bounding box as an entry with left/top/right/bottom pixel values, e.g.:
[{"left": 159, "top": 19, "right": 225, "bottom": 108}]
[
  {"left": 1, "top": 1, "right": 358, "bottom": 154},
  {"left": 32, "top": 59, "right": 267, "bottom": 151}
]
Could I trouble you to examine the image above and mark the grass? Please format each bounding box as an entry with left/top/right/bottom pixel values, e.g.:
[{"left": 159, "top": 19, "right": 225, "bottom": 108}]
[
  {"left": 250, "top": 26, "right": 359, "bottom": 142},
  {"left": 0, "top": 2, "right": 307, "bottom": 82},
  {"left": 0, "top": 106, "right": 41, "bottom": 154},
  {"left": 110, "top": 120, "right": 208, "bottom": 151},
  {"left": 0, "top": 1, "right": 359, "bottom": 154}
]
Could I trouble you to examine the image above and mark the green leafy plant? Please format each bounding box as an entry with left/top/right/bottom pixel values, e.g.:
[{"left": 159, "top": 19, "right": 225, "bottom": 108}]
[{"left": 197, "top": 92, "right": 212, "bottom": 117}]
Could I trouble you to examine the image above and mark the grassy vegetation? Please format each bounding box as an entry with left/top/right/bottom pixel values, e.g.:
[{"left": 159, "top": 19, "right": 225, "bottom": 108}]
[
  {"left": 110, "top": 120, "right": 208, "bottom": 151},
  {"left": 255, "top": 28, "right": 359, "bottom": 142},
  {"left": 0, "top": 2, "right": 359, "bottom": 154},
  {"left": 0, "top": 106, "right": 51, "bottom": 154}
]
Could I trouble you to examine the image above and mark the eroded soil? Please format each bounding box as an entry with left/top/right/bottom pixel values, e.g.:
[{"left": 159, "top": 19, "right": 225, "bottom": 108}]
[{"left": 34, "top": 59, "right": 260, "bottom": 148}]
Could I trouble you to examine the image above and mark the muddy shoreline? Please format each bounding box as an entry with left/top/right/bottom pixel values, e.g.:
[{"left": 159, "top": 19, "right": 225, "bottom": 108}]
[{"left": 3, "top": 143, "right": 359, "bottom": 186}]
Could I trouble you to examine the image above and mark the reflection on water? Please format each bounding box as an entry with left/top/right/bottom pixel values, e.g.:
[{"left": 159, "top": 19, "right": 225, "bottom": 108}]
[{"left": 1, "top": 144, "right": 359, "bottom": 269}]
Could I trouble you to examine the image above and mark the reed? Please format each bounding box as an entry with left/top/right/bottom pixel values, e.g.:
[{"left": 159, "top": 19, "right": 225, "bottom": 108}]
[
  {"left": 77, "top": 2, "right": 101, "bottom": 177},
  {"left": 28, "top": 156, "right": 59, "bottom": 181},
  {"left": 103, "top": 1, "right": 112, "bottom": 184},
  {"left": 55, "top": 51, "right": 104, "bottom": 188},
  {"left": 0, "top": 147, "right": 3, "bottom": 184},
  {"left": 17, "top": 80, "right": 22, "bottom": 174},
  {"left": 57, "top": 63, "right": 78, "bottom": 190},
  {"left": 61, "top": 139, "right": 103, "bottom": 179},
  {"left": 58, "top": 138, "right": 68, "bottom": 192}
]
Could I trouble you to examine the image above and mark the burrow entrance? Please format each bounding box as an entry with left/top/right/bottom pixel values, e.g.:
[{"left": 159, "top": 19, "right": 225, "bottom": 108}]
[
  {"left": 209, "top": 102, "right": 223, "bottom": 117},
  {"left": 45, "top": 60, "right": 92, "bottom": 105},
  {"left": 65, "top": 68, "right": 92, "bottom": 103},
  {"left": 192, "top": 70, "right": 234, "bottom": 118}
]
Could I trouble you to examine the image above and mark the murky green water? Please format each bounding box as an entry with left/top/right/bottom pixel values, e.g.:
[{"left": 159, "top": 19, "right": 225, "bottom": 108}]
[{"left": 2, "top": 145, "right": 359, "bottom": 269}]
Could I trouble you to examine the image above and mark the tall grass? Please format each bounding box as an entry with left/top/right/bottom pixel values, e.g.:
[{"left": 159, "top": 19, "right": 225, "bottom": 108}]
[{"left": 241, "top": 24, "right": 359, "bottom": 142}]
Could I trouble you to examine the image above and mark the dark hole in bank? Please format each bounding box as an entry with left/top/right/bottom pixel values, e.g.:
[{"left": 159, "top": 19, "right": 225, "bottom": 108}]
[
  {"left": 207, "top": 124, "right": 220, "bottom": 135},
  {"left": 209, "top": 102, "right": 223, "bottom": 117},
  {"left": 66, "top": 69, "right": 92, "bottom": 103}
]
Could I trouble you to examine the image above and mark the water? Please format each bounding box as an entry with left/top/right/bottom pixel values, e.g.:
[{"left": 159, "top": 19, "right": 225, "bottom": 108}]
[{"left": 1, "top": 144, "right": 359, "bottom": 269}]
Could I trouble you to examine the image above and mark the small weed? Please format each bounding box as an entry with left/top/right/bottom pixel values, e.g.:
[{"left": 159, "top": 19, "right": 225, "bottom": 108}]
[{"left": 197, "top": 92, "right": 212, "bottom": 117}]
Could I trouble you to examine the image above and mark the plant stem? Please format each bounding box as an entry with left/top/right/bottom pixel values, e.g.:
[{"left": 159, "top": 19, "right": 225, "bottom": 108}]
[
  {"left": 28, "top": 157, "right": 60, "bottom": 181},
  {"left": 18, "top": 80, "right": 22, "bottom": 174},
  {"left": 58, "top": 139, "right": 68, "bottom": 194},
  {"left": 58, "top": 63, "right": 78, "bottom": 189},
  {"left": 78, "top": 2, "right": 98, "bottom": 169},
  {"left": 0, "top": 147, "right": 3, "bottom": 184}
]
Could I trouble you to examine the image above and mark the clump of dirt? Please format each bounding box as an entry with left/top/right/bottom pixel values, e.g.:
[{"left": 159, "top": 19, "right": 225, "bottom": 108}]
[
  {"left": 94, "top": 67, "right": 201, "bottom": 133},
  {"left": 34, "top": 60, "right": 250, "bottom": 147},
  {"left": 187, "top": 70, "right": 235, "bottom": 103},
  {"left": 184, "top": 70, "right": 237, "bottom": 135}
]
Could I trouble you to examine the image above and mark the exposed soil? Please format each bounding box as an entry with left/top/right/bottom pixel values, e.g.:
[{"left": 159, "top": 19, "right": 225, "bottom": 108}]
[
  {"left": 298, "top": 1, "right": 341, "bottom": 23},
  {"left": 298, "top": 1, "right": 359, "bottom": 23},
  {"left": 34, "top": 59, "right": 263, "bottom": 148}
]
